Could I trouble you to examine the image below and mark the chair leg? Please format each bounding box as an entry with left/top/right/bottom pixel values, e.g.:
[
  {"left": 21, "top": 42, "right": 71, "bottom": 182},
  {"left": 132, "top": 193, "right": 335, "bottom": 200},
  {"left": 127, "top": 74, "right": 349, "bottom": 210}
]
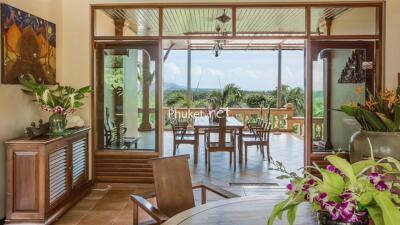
[
  {"left": 132, "top": 201, "right": 139, "bottom": 225},
  {"left": 245, "top": 144, "right": 248, "bottom": 162},
  {"left": 205, "top": 147, "right": 208, "bottom": 165},
  {"left": 267, "top": 143, "right": 271, "bottom": 162},
  {"left": 208, "top": 151, "right": 211, "bottom": 172},
  {"left": 233, "top": 149, "right": 236, "bottom": 172},
  {"left": 173, "top": 140, "right": 176, "bottom": 156},
  {"left": 229, "top": 152, "right": 232, "bottom": 165},
  {"left": 260, "top": 144, "right": 265, "bottom": 159}
]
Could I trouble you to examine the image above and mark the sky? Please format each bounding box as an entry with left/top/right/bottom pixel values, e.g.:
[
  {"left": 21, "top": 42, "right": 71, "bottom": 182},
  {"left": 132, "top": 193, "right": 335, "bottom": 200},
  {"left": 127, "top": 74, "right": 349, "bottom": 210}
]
[{"left": 163, "top": 49, "right": 305, "bottom": 92}]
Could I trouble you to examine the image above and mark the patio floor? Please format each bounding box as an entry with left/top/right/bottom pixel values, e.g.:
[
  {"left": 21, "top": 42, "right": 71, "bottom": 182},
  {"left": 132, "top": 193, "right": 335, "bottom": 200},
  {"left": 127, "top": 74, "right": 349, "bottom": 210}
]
[
  {"left": 163, "top": 131, "right": 304, "bottom": 188},
  {"left": 54, "top": 131, "right": 304, "bottom": 225}
]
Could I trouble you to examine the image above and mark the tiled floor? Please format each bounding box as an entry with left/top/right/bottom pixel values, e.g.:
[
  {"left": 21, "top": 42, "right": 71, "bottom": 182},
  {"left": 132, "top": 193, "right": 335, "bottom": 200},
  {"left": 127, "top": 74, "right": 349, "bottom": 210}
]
[{"left": 55, "top": 132, "right": 304, "bottom": 225}]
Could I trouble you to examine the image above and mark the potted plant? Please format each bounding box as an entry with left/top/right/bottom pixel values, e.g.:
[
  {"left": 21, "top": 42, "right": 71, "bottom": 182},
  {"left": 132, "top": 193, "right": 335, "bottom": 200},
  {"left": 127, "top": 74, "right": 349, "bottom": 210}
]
[
  {"left": 19, "top": 74, "right": 91, "bottom": 135},
  {"left": 340, "top": 86, "right": 400, "bottom": 162},
  {"left": 268, "top": 151, "right": 400, "bottom": 225}
]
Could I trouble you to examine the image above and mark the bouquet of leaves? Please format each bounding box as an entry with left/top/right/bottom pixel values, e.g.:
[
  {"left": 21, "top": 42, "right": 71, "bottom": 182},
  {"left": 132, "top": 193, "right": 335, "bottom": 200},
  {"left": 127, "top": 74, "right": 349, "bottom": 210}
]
[
  {"left": 268, "top": 148, "right": 400, "bottom": 225},
  {"left": 19, "top": 74, "right": 91, "bottom": 115},
  {"left": 341, "top": 87, "right": 400, "bottom": 132}
]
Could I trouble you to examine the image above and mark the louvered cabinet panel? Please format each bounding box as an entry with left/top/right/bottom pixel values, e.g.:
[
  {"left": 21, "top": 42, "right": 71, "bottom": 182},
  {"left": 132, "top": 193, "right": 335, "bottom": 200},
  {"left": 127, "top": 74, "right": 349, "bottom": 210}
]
[
  {"left": 72, "top": 139, "right": 87, "bottom": 187},
  {"left": 49, "top": 147, "right": 68, "bottom": 206},
  {"left": 6, "top": 128, "right": 90, "bottom": 224}
]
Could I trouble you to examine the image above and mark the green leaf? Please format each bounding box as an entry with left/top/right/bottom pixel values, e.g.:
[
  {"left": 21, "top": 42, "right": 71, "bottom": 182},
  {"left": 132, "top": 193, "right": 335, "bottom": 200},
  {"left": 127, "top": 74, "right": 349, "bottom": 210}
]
[
  {"left": 268, "top": 198, "right": 289, "bottom": 225},
  {"left": 287, "top": 204, "right": 299, "bottom": 225},
  {"left": 359, "top": 192, "right": 373, "bottom": 206},
  {"left": 326, "top": 155, "right": 356, "bottom": 182},
  {"left": 352, "top": 160, "right": 376, "bottom": 176},
  {"left": 394, "top": 105, "right": 400, "bottom": 128},
  {"left": 318, "top": 169, "right": 345, "bottom": 197},
  {"left": 360, "top": 108, "right": 387, "bottom": 131},
  {"left": 367, "top": 205, "right": 384, "bottom": 225},
  {"left": 374, "top": 191, "right": 400, "bottom": 225},
  {"left": 376, "top": 112, "right": 398, "bottom": 132},
  {"left": 384, "top": 157, "right": 400, "bottom": 171},
  {"left": 276, "top": 175, "right": 291, "bottom": 180},
  {"left": 341, "top": 105, "right": 357, "bottom": 116}
]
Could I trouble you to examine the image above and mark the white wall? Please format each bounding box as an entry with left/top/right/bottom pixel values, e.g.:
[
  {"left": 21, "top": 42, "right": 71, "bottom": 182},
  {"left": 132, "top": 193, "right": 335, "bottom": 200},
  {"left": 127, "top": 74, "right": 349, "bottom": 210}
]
[{"left": 0, "top": 0, "right": 62, "bottom": 219}]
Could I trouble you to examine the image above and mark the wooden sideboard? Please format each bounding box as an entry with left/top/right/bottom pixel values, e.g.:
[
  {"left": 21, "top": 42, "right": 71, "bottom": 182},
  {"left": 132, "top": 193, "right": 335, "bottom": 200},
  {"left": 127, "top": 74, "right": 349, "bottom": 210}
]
[{"left": 5, "top": 128, "right": 90, "bottom": 224}]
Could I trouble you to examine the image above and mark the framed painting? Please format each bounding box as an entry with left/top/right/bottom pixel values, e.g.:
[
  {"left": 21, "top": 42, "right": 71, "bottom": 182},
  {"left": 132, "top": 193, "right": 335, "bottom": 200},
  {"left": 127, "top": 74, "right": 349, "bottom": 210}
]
[{"left": 1, "top": 3, "right": 56, "bottom": 84}]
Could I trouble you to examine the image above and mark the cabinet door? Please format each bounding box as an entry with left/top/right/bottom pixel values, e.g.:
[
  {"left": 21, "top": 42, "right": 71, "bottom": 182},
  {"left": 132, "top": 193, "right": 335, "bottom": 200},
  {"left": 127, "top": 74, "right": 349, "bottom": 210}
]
[
  {"left": 71, "top": 138, "right": 88, "bottom": 190},
  {"left": 48, "top": 146, "right": 69, "bottom": 208}
]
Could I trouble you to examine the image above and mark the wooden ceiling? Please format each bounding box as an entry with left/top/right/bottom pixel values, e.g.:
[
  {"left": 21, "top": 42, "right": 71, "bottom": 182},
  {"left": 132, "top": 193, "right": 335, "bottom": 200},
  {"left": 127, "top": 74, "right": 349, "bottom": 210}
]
[{"left": 100, "top": 7, "right": 354, "bottom": 37}]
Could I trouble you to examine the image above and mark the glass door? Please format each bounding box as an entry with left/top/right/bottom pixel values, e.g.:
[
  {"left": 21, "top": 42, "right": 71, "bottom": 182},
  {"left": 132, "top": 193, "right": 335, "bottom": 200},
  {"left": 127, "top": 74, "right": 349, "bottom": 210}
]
[
  {"left": 310, "top": 41, "right": 376, "bottom": 153},
  {"left": 95, "top": 41, "right": 160, "bottom": 152}
]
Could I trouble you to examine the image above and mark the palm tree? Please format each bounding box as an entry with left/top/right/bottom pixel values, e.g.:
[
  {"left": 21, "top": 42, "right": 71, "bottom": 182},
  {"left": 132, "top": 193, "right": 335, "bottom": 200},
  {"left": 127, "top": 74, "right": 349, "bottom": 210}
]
[
  {"left": 165, "top": 91, "right": 190, "bottom": 107},
  {"left": 280, "top": 84, "right": 305, "bottom": 116},
  {"left": 207, "top": 83, "right": 243, "bottom": 109}
]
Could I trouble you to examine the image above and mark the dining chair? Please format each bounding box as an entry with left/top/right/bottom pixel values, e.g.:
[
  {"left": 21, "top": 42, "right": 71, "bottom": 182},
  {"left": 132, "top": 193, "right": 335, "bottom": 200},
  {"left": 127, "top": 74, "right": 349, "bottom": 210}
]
[
  {"left": 131, "top": 155, "right": 239, "bottom": 225},
  {"left": 171, "top": 119, "right": 195, "bottom": 156},
  {"left": 243, "top": 123, "right": 272, "bottom": 162},
  {"left": 204, "top": 112, "right": 237, "bottom": 171}
]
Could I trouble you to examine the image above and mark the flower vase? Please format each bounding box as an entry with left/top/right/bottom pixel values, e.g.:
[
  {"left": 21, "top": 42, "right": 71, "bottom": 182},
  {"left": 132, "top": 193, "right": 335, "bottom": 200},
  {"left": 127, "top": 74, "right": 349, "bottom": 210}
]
[
  {"left": 317, "top": 211, "right": 369, "bottom": 225},
  {"left": 49, "top": 113, "right": 67, "bottom": 135}
]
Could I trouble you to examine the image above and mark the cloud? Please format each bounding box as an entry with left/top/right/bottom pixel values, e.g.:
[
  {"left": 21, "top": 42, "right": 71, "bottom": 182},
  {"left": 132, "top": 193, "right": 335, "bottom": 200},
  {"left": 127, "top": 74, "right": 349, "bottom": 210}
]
[{"left": 164, "top": 62, "right": 181, "bottom": 75}]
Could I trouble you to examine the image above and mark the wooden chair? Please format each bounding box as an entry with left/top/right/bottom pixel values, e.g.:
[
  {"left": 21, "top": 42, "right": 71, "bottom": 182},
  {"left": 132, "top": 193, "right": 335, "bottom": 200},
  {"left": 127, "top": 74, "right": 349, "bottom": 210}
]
[
  {"left": 171, "top": 119, "right": 195, "bottom": 156},
  {"left": 204, "top": 112, "right": 237, "bottom": 171},
  {"left": 243, "top": 123, "right": 272, "bottom": 162},
  {"left": 131, "top": 155, "right": 239, "bottom": 225},
  {"left": 104, "top": 107, "right": 139, "bottom": 148}
]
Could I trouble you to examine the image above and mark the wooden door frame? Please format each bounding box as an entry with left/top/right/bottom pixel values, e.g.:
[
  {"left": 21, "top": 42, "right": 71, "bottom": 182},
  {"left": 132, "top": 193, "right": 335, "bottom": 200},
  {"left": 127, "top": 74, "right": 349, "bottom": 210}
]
[{"left": 92, "top": 41, "right": 163, "bottom": 154}]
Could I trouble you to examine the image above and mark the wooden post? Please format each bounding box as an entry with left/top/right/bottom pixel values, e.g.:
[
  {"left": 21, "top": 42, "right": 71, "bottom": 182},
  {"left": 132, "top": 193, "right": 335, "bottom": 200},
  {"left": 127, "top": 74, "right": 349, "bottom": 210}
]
[
  {"left": 139, "top": 53, "right": 153, "bottom": 131},
  {"left": 187, "top": 47, "right": 192, "bottom": 105},
  {"left": 277, "top": 46, "right": 282, "bottom": 108}
]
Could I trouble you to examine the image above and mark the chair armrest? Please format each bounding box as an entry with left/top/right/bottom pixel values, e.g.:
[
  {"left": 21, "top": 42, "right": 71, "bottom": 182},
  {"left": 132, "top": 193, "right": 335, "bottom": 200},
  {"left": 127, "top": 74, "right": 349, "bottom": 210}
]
[
  {"left": 192, "top": 182, "right": 240, "bottom": 199},
  {"left": 131, "top": 195, "right": 169, "bottom": 224}
]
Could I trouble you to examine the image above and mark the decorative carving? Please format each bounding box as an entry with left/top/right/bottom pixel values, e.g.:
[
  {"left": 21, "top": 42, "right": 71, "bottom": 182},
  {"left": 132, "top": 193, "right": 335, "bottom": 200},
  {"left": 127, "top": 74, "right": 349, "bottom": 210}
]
[
  {"left": 25, "top": 120, "right": 49, "bottom": 139},
  {"left": 338, "top": 50, "right": 366, "bottom": 83}
]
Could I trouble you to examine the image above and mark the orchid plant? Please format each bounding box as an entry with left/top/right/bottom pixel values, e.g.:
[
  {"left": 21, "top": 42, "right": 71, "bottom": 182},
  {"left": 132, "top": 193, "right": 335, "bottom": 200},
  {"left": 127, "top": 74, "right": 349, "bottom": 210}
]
[
  {"left": 268, "top": 148, "right": 400, "bottom": 225},
  {"left": 19, "top": 74, "right": 91, "bottom": 115}
]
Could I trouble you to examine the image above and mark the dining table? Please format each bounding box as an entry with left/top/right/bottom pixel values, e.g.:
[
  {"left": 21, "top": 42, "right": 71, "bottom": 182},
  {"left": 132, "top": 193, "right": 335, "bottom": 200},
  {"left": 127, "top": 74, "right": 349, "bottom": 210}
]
[
  {"left": 163, "top": 195, "right": 317, "bottom": 225},
  {"left": 193, "top": 116, "right": 245, "bottom": 164}
]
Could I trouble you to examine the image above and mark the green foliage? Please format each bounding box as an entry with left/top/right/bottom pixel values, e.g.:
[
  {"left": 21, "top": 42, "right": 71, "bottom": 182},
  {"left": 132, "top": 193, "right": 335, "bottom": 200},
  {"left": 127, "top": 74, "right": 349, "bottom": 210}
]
[
  {"left": 340, "top": 87, "right": 400, "bottom": 132},
  {"left": 164, "top": 91, "right": 189, "bottom": 107},
  {"left": 244, "top": 93, "right": 266, "bottom": 108},
  {"left": 207, "top": 83, "right": 243, "bottom": 108},
  {"left": 19, "top": 74, "right": 92, "bottom": 113},
  {"left": 280, "top": 85, "right": 305, "bottom": 116},
  {"left": 268, "top": 152, "right": 400, "bottom": 225}
]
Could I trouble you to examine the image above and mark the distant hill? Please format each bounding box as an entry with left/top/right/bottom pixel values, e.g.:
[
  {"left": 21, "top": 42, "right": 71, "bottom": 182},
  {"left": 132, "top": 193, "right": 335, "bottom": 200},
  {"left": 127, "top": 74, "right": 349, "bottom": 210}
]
[{"left": 163, "top": 82, "right": 186, "bottom": 90}]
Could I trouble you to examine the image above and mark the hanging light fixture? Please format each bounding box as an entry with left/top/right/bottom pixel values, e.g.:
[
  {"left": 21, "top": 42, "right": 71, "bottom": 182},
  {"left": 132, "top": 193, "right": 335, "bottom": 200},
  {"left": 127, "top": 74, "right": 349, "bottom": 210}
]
[{"left": 212, "top": 9, "right": 231, "bottom": 57}]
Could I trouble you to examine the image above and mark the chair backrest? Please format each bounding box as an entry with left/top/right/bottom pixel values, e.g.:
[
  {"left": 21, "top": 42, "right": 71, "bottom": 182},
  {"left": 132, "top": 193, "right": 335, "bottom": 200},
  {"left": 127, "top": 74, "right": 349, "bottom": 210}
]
[
  {"left": 150, "top": 155, "right": 195, "bottom": 217},
  {"left": 218, "top": 111, "right": 227, "bottom": 146},
  {"left": 256, "top": 123, "right": 272, "bottom": 141},
  {"left": 171, "top": 120, "right": 189, "bottom": 140}
]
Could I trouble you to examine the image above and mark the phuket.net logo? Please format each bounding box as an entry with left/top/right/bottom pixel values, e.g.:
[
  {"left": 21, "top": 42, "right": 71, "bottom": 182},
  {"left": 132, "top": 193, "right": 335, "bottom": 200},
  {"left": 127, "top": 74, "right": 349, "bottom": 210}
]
[{"left": 168, "top": 108, "right": 230, "bottom": 121}]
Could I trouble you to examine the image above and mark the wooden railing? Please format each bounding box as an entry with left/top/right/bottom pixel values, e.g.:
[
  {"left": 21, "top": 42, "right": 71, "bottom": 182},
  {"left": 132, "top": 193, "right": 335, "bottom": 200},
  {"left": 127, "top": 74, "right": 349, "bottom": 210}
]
[{"left": 162, "top": 104, "right": 325, "bottom": 141}]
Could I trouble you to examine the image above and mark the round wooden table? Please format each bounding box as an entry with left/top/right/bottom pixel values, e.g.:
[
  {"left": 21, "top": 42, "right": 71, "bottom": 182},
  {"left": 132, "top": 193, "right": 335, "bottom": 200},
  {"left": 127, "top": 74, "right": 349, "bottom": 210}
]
[{"left": 163, "top": 196, "right": 317, "bottom": 225}]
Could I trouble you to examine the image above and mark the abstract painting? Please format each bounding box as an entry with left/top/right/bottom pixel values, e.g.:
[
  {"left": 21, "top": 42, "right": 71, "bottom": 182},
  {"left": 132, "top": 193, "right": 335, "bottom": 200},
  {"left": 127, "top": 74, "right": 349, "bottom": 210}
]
[{"left": 1, "top": 3, "right": 56, "bottom": 84}]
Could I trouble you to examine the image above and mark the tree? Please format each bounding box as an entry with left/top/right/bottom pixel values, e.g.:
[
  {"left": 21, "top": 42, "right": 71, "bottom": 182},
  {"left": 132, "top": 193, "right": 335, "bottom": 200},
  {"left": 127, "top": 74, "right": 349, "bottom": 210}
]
[
  {"left": 207, "top": 83, "right": 243, "bottom": 108},
  {"left": 245, "top": 93, "right": 267, "bottom": 108},
  {"left": 280, "top": 84, "right": 305, "bottom": 116},
  {"left": 165, "top": 91, "right": 189, "bottom": 107}
]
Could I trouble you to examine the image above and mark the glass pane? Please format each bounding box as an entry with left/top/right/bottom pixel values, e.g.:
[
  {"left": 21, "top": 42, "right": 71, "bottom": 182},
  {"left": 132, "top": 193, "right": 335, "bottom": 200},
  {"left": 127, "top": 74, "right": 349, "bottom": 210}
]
[
  {"left": 95, "top": 8, "right": 159, "bottom": 36},
  {"left": 102, "top": 48, "right": 157, "bottom": 151},
  {"left": 312, "top": 48, "right": 369, "bottom": 152},
  {"left": 163, "top": 8, "right": 232, "bottom": 36},
  {"left": 236, "top": 7, "right": 306, "bottom": 36},
  {"left": 190, "top": 50, "right": 278, "bottom": 108},
  {"left": 311, "top": 7, "right": 377, "bottom": 36},
  {"left": 163, "top": 50, "right": 188, "bottom": 107},
  {"left": 281, "top": 50, "right": 305, "bottom": 137}
]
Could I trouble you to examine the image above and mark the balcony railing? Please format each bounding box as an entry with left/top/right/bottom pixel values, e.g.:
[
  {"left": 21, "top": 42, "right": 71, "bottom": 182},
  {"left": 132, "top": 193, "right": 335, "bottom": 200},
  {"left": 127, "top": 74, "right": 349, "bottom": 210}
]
[{"left": 162, "top": 104, "right": 324, "bottom": 140}]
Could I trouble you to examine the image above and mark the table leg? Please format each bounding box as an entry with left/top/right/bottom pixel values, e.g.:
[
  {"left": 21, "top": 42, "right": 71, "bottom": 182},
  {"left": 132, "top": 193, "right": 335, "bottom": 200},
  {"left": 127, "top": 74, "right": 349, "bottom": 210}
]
[
  {"left": 194, "top": 128, "right": 199, "bottom": 164},
  {"left": 238, "top": 128, "right": 243, "bottom": 164}
]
